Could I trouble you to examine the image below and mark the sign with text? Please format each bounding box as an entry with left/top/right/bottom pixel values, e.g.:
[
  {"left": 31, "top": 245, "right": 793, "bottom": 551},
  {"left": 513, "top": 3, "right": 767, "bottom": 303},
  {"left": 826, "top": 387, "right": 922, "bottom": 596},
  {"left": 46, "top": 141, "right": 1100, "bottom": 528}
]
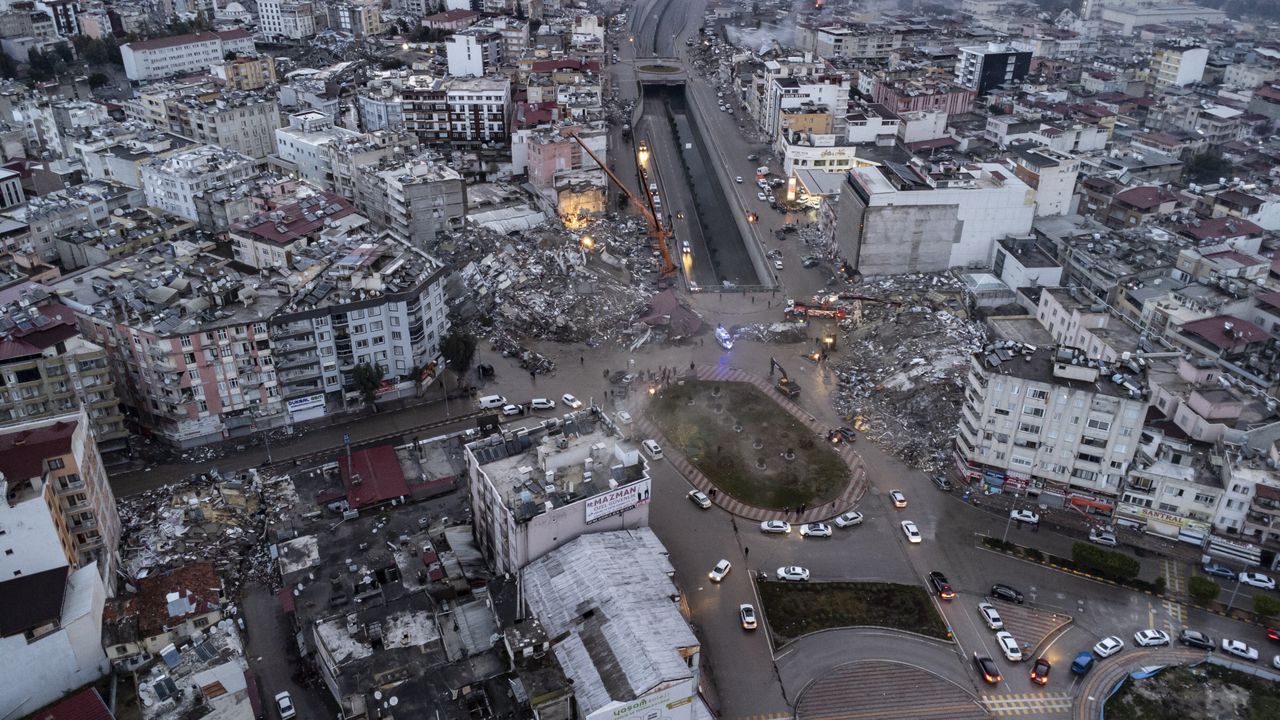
[
  {"left": 584, "top": 478, "right": 651, "bottom": 524},
  {"left": 587, "top": 679, "right": 694, "bottom": 720}
]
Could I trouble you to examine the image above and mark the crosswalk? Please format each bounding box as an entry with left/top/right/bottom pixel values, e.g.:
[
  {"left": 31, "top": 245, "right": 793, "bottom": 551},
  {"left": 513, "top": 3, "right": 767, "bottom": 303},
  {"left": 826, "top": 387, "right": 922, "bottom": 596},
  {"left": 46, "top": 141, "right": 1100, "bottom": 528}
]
[
  {"left": 1158, "top": 560, "right": 1188, "bottom": 634},
  {"left": 981, "top": 692, "right": 1074, "bottom": 717}
]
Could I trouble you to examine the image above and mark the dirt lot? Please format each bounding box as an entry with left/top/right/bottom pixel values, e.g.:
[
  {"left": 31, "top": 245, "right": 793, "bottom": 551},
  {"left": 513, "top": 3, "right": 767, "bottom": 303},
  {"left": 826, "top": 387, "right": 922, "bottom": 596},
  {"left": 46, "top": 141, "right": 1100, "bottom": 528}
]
[
  {"left": 648, "top": 381, "right": 847, "bottom": 509},
  {"left": 1106, "top": 663, "right": 1280, "bottom": 720},
  {"left": 758, "top": 581, "right": 949, "bottom": 645}
]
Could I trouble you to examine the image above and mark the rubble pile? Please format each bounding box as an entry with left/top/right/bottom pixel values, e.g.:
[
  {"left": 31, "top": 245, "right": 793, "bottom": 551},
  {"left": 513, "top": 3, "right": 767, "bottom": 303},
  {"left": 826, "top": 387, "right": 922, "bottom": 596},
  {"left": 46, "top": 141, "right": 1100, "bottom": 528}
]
[{"left": 831, "top": 274, "right": 988, "bottom": 472}]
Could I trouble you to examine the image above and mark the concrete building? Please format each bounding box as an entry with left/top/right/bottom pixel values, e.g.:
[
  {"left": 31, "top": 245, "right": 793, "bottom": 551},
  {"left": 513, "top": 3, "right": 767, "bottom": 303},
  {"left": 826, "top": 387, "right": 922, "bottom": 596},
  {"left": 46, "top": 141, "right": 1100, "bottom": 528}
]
[
  {"left": 1006, "top": 145, "right": 1079, "bottom": 217},
  {"left": 446, "top": 30, "right": 501, "bottom": 78},
  {"left": 872, "top": 77, "right": 975, "bottom": 116},
  {"left": 466, "top": 416, "right": 651, "bottom": 574},
  {"left": 257, "top": 0, "right": 317, "bottom": 40},
  {"left": 0, "top": 166, "right": 23, "bottom": 210},
  {"left": 955, "top": 345, "right": 1148, "bottom": 507},
  {"left": 210, "top": 53, "right": 278, "bottom": 91},
  {"left": 229, "top": 191, "right": 360, "bottom": 270},
  {"left": 354, "top": 153, "right": 466, "bottom": 249},
  {"left": 1150, "top": 43, "right": 1208, "bottom": 89},
  {"left": 120, "top": 30, "right": 255, "bottom": 82},
  {"left": 833, "top": 161, "right": 1036, "bottom": 274},
  {"left": 955, "top": 42, "right": 1032, "bottom": 96},
  {"left": 1098, "top": 2, "right": 1225, "bottom": 34},
  {"left": 140, "top": 145, "right": 258, "bottom": 223},
  {"left": 763, "top": 75, "right": 850, "bottom": 141},
  {"left": 525, "top": 123, "right": 605, "bottom": 189},
  {"left": 124, "top": 82, "right": 282, "bottom": 160},
  {"left": 273, "top": 110, "right": 361, "bottom": 190}
]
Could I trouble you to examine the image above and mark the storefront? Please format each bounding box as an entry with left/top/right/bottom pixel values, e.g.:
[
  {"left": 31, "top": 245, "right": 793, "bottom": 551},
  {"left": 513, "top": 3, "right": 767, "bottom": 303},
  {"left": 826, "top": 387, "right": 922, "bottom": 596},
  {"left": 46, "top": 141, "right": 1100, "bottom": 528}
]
[{"left": 286, "top": 393, "right": 327, "bottom": 424}]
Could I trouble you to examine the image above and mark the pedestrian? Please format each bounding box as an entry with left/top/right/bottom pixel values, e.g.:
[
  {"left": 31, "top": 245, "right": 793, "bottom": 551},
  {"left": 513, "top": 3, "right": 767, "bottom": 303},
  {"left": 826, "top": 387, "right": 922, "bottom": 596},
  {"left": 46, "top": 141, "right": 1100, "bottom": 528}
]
[
  {"left": 580, "top": 356, "right": 584, "bottom": 366},
  {"left": 751, "top": 296, "right": 755, "bottom": 304}
]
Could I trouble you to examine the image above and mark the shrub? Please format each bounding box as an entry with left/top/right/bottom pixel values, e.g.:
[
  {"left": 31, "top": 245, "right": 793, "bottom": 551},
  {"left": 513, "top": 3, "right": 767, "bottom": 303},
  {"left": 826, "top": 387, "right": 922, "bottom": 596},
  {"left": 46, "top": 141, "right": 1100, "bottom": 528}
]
[
  {"left": 1188, "top": 576, "right": 1220, "bottom": 605},
  {"left": 1026, "top": 548, "right": 1044, "bottom": 563},
  {"left": 1071, "top": 542, "right": 1141, "bottom": 582},
  {"left": 1152, "top": 576, "right": 1166, "bottom": 596},
  {"left": 1254, "top": 594, "right": 1280, "bottom": 622}
]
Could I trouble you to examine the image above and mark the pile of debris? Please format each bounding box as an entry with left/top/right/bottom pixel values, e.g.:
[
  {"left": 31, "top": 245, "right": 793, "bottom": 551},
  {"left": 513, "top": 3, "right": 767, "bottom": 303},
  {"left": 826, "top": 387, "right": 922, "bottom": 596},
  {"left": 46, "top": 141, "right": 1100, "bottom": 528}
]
[{"left": 830, "top": 274, "right": 988, "bottom": 472}]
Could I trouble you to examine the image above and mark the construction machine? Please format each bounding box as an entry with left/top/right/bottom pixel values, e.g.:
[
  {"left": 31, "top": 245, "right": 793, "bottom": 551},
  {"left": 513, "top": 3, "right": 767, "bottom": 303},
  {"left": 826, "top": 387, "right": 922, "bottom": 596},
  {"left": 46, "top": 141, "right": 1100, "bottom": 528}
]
[{"left": 768, "top": 357, "right": 800, "bottom": 398}]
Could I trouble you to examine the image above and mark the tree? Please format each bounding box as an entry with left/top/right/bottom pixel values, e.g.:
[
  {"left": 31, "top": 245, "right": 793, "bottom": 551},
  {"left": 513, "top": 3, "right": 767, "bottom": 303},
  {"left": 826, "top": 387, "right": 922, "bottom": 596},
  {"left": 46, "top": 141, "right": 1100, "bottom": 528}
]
[
  {"left": 1254, "top": 593, "right": 1280, "bottom": 622},
  {"left": 352, "top": 362, "right": 386, "bottom": 409},
  {"left": 1071, "top": 543, "right": 1141, "bottom": 583},
  {"left": 1188, "top": 575, "right": 1220, "bottom": 605},
  {"left": 88, "top": 72, "right": 111, "bottom": 89},
  {"left": 1185, "top": 152, "right": 1233, "bottom": 185},
  {"left": 440, "top": 328, "right": 478, "bottom": 374}
]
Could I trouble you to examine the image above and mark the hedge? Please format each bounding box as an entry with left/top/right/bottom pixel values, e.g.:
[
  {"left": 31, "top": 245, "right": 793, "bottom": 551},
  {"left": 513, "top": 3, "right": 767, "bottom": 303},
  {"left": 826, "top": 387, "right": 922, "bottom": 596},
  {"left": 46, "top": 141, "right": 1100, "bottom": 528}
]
[{"left": 1072, "top": 542, "right": 1141, "bottom": 582}]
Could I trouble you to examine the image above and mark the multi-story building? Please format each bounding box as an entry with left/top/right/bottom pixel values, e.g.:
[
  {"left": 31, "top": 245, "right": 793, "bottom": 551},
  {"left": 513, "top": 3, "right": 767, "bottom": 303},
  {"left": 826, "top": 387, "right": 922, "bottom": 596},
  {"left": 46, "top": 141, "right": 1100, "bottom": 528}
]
[
  {"left": 325, "top": 131, "right": 418, "bottom": 201},
  {"left": 354, "top": 153, "right": 466, "bottom": 248},
  {"left": 257, "top": 0, "right": 317, "bottom": 40},
  {"left": 466, "top": 416, "right": 651, "bottom": 574},
  {"left": 230, "top": 191, "right": 360, "bottom": 270},
  {"left": 955, "top": 345, "right": 1148, "bottom": 506},
  {"left": 210, "top": 53, "right": 278, "bottom": 91},
  {"left": 0, "top": 286, "right": 127, "bottom": 455},
  {"left": 955, "top": 42, "right": 1032, "bottom": 96},
  {"left": 807, "top": 24, "right": 904, "bottom": 60},
  {"left": 124, "top": 82, "right": 281, "bottom": 159},
  {"left": 1006, "top": 145, "right": 1079, "bottom": 217},
  {"left": 525, "top": 123, "right": 605, "bottom": 189},
  {"left": 833, "top": 160, "right": 1036, "bottom": 274},
  {"left": 762, "top": 74, "right": 850, "bottom": 141},
  {"left": 872, "top": 76, "right": 976, "bottom": 116},
  {"left": 1150, "top": 43, "right": 1209, "bottom": 89},
  {"left": 0, "top": 166, "right": 23, "bottom": 209},
  {"left": 444, "top": 76, "right": 511, "bottom": 147},
  {"left": 446, "top": 29, "right": 502, "bottom": 77},
  {"left": 326, "top": 0, "right": 382, "bottom": 36},
  {"left": 140, "top": 145, "right": 258, "bottom": 223},
  {"left": 273, "top": 110, "right": 361, "bottom": 189},
  {"left": 120, "top": 30, "right": 255, "bottom": 82}
]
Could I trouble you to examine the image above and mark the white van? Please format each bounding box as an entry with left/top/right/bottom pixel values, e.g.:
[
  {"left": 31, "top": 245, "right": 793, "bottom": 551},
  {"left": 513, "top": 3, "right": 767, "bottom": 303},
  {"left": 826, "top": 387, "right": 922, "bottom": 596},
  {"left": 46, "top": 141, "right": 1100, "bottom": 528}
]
[
  {"left": 642, "top": 439, "right": 663, "bottom": 459},
  {"left": 478, "top": 394, "right": 508, "bottom": 409}
]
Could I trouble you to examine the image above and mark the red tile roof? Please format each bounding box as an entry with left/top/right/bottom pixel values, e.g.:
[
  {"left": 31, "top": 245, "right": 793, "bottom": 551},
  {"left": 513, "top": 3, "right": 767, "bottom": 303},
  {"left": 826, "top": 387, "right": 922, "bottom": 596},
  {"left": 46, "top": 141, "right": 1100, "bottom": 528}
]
[
  {"left": 340, "top": 444, "right": 409, "bottom": 509},
  {"left": 422, "top": 9, "right": 478, "bottom": 24},
  {"left": 0, "top": 303, "right": 79, "bottom": 362},
  {"left": 1114, "top": 186, "right": 1179, "bottom": 210},
  {"left": 1177, "top": 216, "right": 1264, "bottom": 241},
  {"left": 1181, "top": 315, "right": 1270, "bottom": 351},
  {"left": 0, "top": 420, "right": 77, "bottom": 482},
  {"left": 34, "top": 688, "right": 114, "bottom": 720},
  {"left": 1256, "top": 291, "right": 1280, "bottom": 312},
  {"left": 233, "top": 192, "right": 355, "bottom": 246},
  {"left": 134, "top": 562, "right": 222, "bottom": 638}
]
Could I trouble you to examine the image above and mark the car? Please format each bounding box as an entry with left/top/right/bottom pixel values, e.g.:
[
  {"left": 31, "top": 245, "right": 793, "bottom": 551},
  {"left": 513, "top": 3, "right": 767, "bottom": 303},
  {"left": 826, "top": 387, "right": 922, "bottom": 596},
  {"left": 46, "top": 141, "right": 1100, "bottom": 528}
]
[
  {"left": 1070, "top": 652, "right": 1094, "bottom": 676},
  {"left": 501, "top": 404, "right": 522, "bottom": 416},
  {"left": 990, "top": 584, "right": 1024, "bottom": 604},
  {"left": 1134, "top": 629, "right": 1171, "bottom": 647},
  {"left": 681, "top": 240, "right": 691, "bottom": 254},
  {"left": 767, "top": 195, "right": 777, "bottom": 204},
  {"left": 1029, "top": 657, "right": 1051, "bottom": 685},
  {"left": 773, "top": 259, "right": 783, "bottom": 270},
  {"left": 776, "top": 566, "right": 810, "bottom": 582},
  {"left": 1221, "top": 638, "right": 1259, "bottom": 661},
  {"left": 1009, "top": 509, "right": 1040, "bottom": 524},
  {"left": 530, "top": 397, "right": 556, "bottom": 410},
  {"left": 1179, "top": 629, "right": 1214, "bottom": 650},
  {"left": 275, "top": 692, "right": 296, "bottom": 720},
  {"left": 928, "top": 571, "right": 956, "bottom": 599},
  {"left": 973, "top": 652, "right": 1001, "bottom": 684},
  {"left": 735, "top": 176, "right": 743, "bottom": 183},
  {"left": 996, "top": 631, "right": 1023, "bottom": 661},
  {"left": 687, "top": 490, "right": 712, "bottom": 509},
  {"left": 1089, "top": 528, "right": 1118, "bottom": 547},
  {"left": 1202, "top": 562, "right": 1235, "bottom": 579},
  {"left": 828, "top": 426, "right": 857, "bottom": 443},
  {"left": 1239, "top": 572, "right": 1277, "bottom": 590},
  {"left": 757, "top": 191, "right": 767, "bottom": 201},
  {"left": 720, "top": 105, "right": 727, "bottom": 111},
  {"left": 978, "top": 601, "right": 1004, "bottom": 630},
  {"left": 931, "top": 475, "right": 953, "bottom": 491},
  {"left": 617, "top": 411, "right": 633, "bottom": 424},
  {"left": 740, "top": 603, "right": 758, "bottom": 630},
  {"left": 1268, "top": 627, "right": 1280, "bottom": 642},
  {"left": 1203, "top": 561, "right": 1233, "bottom": 576},
  {"left": 1093, "top": 636, "right": 1124, "bottom": 658},
  {"left": 648, "top": 183, "right": 657, "bottom": 192},
  {"left": 799, "top": 522, "right": 832, "bottom": 538},
  {"left": 652, "top": 195, "right": 661, "bottom": 205},
  {"left": 709, "top": 559, "right": 731, "bottom": 582},
  {"left": 747, "top": 153, "right": 759, "bottom": 160},
  {"left": 889, "top": 490, "right": 907, "bottom": 508},
  {"left": 760, "top": 520, "right": 792, "bottom": 534},
  {"left": 833, "top": 511, "right": 863, "bottom": 527},
  {"left": 901, "top": 520, "right": 922, "bottom": 543},
  {"left": 561, "top": 393, "right": 583, "bottom": 409},
  {"left": 802, "top": 257, "right": 820, "bottom": 268}
]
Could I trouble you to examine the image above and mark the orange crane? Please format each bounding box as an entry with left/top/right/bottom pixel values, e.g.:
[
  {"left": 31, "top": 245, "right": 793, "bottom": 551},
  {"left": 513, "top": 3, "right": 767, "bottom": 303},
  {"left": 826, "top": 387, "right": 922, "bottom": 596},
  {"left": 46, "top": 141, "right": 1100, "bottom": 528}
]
[{"left": 561, "top": 128, "right": 677, "bottom": 278}]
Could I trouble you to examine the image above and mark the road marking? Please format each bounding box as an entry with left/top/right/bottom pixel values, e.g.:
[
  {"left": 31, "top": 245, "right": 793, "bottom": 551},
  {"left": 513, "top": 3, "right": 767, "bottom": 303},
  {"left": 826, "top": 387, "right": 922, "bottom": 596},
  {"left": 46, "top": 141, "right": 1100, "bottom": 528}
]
[{"left": 981, "top": 692, "right": 1075, "bottom": 716}]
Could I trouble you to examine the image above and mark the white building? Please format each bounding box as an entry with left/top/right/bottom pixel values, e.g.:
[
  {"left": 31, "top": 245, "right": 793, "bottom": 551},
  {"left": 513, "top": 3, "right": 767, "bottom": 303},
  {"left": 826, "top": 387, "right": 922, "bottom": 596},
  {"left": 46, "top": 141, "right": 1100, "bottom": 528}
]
[
  {"left": 120, "top": 30, "right": 255, "bottom": 82},
  {"left": 257, "top": 0, "right": 317, "bottom": 40},
  {"left": 955, "top": 345, "right": 1148, "bottom": 506},
  {"left": 140, "top": 145, "right": 258, "bottom": 223},
  {"left": 273, "top": 111, "right": 361, "bottom": 190},
  {"left": 466, "top": 418, "right": 651, "bottom": 574},
  {"left": 1150, "top": 43, "right": 1208, "bottom": 89},
  {"left": 446, "top": 30, "right": 501, "bottom": 78},
  {"left": 354, "top": 153, "right": 466, "bottom": 248},
  {"left": 1007, "top": 145, "right": 1079, "bottom": 217},
  {"left": 764, "top": 74, "right": 850, "bottom": 140}
]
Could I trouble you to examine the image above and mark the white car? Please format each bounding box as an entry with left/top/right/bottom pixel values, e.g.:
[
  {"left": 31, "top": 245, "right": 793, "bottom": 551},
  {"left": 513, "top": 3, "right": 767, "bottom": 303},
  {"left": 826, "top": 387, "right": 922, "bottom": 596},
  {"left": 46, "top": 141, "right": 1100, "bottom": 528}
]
[
  {"left": 1238, "top": 572, "right": 1276, "bottom": 590},
  {"left": 1093, "top": 636, "right": 1124, "bottom": 658},
  {"left": 1273, "top": 655, "right": 1280, "bottom": 671},
  {"left": 996, "top": 631, "right": 1022, "bottom": 661},
  {"left": 687, "top": 490, "right": 711, "bottom": 509},
  {"left": 275, "top": 692, "right": 296, "bottom": 720},
  {"left": 757, "top": 191, "right": 767, "bottom": 201},
  {"left": 1134, "top": 629, "right": 1171, "bottom": 647},
  {"left": 735, "top": 176, "right": 743, "bottom": 183},
  {"left": 799, "top": 522, "right": 832, "bottom": 538},
  {"left": 890, "top": 490, "right": 907, "bottom": 508},
  {"left": 773, "top": 259, "right": 783, "bottom": 270},
  {"left": 709, "top": 559, "right": 731, "bottom": 582},
  {"left": 978, "top": 602, "right": 1004, "bottom": 630},
  {"left": 1221, "top": 638, "right": 1259, "bottom": 661},
  {"left": 901, "top": 520, "right": 922, "bottom": 543},
  {"left": 1089, "top": 529, "right": 1118, "bottom": 547},
  {"left": 617, "top": 411, "right": 633, "bottom": 424},
  {"left": 740, "top": 603, "right": 758, "bottom": 630},
  {"left": 1009, "top": 509, "right": 1039, "bottom": 524},
  {"left": 776, "top": 566, "right": 810, "bottom": 582},
  {"left": 833, "top": 511, "right": 863, "bottom": 527},
  {"left": 681, "top": 239, "right": 691, "bottom": 254},
  {"left": 530, "top": 398, "right": 556, "bottom": 410},
  {"left": 501, "top": 404, "right": 521, "bottom": 416},
  {"left": 561, "top": 393, "right": 583, "bottom": 409},
  {"left": 760, "top": 520, "right": 792, "bottom": 534}
]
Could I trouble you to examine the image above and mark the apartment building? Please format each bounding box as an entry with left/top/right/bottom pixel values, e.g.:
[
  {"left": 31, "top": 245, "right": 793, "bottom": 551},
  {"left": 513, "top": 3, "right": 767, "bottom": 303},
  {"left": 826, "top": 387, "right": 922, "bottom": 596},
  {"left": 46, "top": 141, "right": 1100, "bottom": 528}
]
[
  {"left": 258, "top": 0, "right": 317, "bottom": 40},
  {"left": 1006, "top": 145, "right": 1079, "bottom": 217},
  {"left": 124, "top": 82, "right": 281, "bottom": 160},
  {"left": 525, "top": 123, "right": 605, "bottom": 189},
  {"left": 210, "top": 53, "right": 278, "bottom": 91},
  {"left": 273, "top": 110, "right": 361, "bottom": 189},
  {"left": 872, "top": 77, "right": 976, "bottom": 116},
  {"left": 326, "top": 0, "right": 383, "bottom": 36},
  {"left": 354, "top": 153, "right": 466, "bottom": 248},
  {"left": 1150, "top": 43, "right": 1208, "bottom": 89},
  {"left": 955, "top": 345, "right": 1147, "bottom": 508},
  {"left": 121, "top": 30, "right": 255, "bottom": 82},
  {"left": 955, "top": 42, "right": 1032, "bottom": 95},
  {"left": 763, "top": 74, "right": 850, "bottom": 140},
  {"left": 399, "top": 75, "right": 511, "bottom": 147},
  {"left": 446, "top": 30, "right": 502, "bottom": 78},
  {"left": 325, "top": 131, "right": 419, "bottom": 201},
  {"left": 140, "top": 145, "right": 258, "bottom": 223},
  {"left": 230, "top": 191, "right": 360, "bottom": 270}
]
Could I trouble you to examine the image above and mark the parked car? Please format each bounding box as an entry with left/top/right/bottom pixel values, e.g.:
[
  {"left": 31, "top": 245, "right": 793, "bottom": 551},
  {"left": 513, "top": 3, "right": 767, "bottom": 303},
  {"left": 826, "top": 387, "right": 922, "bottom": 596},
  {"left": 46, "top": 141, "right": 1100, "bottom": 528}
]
[
  {"left": 1029, "top": 657, "right": 1051, "bottom": 685},
  {"left": 1070, "top": 652, "right": 1094, "bottom": 676},
  {"left": 275, "top": 692, "right": 296, "bottom": 720},
  {"left": 773, "top": 259, "right": 783, "bottom": 271},
  {"left": 833, "top": 511, "right": 863, "bottom": 528},
  {"left": 740, "top": 604, "right": 758, "bottom": 630},
  {"left": 1179, "top": 629, "right": 1214, "bottom": 650},
  {"left": 757, "top": 191, "right": 768, "bottom": 201},
  {"left": 1009, "top": 509, "right": 1039, "bottom": 524},
  {"left": 799, "top": 522, "right": 832, "bottom": 538},
  {"left": 978, "top": 601, "right": 1004, "bottom": 630},
  {"left": 760, "top": 520, "right": 792, "bottom": 534},
  {"left": 746, "top": 154, "right": 760, "bottom": 161},
  {"left": 1089, "top": 528, "right": 1118, "bottom": 547},
  {"left": 990, "top": 584, "right": 1024, "bottom": 604},
  {"left": 973, "top": 653, "right": 1001, "bottom": 684},
  {"left": 776, "top": 566, "right": 810, "bottom": 582},
  {"left": 530, "top": 397, "right": 556, "bottom": 410},
  {"left": 1093, "top": 636, "right": 1124, "bottom": 658},
  {"left": 1202, "top": 562, "right": 1235, "bottom": 579},
  {"left": 1273, "top": 655, "right": 1280, "bottom": 671},
  {"left": 996, "top": 631, "right": 1023, "bottom": 661},
  {"left": 735, "top": 176, "right": 744, "bottom": 183},
  {"left": 931, "top": 475, "right": 953, "bottom": 491},
  {"left": 709, "top": 559, "right": 731, "bottom": 583},
  {"left": 561, "top": 393, "right": 583, "bottom": 409},
  {"left": 1239, "top": 572, "right": 1277, "bottom": 590},
  {"left": 1221, "top": 638, "right": 1259, "bottom": 661},
  {"left": 501, "top": 404, "right": 522, "bottom": 416},
  {"left": 901, "top": 520, "right": 922, "bottom": 543},
  {"left": 927, "top": 571, "right": 956, "bottom": 600},
  {"left": 889, "top": 490, "right": 908, "bottom": 508},
  {"left": 1268, "top": 628, "right": 1280, "bottom": 642},
  {"left": 1134, "top": 629, "right": 1171, "bottom": 647},
  {"left": 688, "top": 490, "right": 712, "bottom": 509}
]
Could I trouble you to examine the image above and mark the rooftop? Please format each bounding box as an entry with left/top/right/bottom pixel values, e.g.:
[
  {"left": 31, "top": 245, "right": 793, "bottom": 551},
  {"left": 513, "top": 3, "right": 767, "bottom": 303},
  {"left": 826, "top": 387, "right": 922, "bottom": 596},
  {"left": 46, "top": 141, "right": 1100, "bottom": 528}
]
[
  {"left": 976, "top": 344, "right": 1149, "bottom": 401},
  {"left": 124, "top": 29, "right": 252, "bottom": 52},
  {"left": 133, "top": 561, "right": 222, "bottom": 638},
  {"left": 233, "top": 192, "right": 357, "bottom": 246},
  {"left": 1180, "top": 315, "right": 1271, "bottom": 352},
  {"left": 0, "top": 419, "right": 76, "bottom": 484},
  {"left": 0, "top": 565, "right": 68, "bottom": 638}
]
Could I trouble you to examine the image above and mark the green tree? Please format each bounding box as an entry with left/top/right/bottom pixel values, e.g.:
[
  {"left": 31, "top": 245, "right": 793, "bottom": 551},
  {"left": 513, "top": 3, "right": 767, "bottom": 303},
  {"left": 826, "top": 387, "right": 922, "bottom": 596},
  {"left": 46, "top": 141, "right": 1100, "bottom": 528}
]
[
  {"left": 87, "top": 72, "right": 111, "bottom": 89},
  {"left": 352, "top": 362, "right": 386, "bottom": 409},
  {"left": 1071, "top": 543, "right": 1141, "bottom": 583},
  {"left": 1254, "top": 594, "right": 1280, "bottom": 622},
  {"left": 1188, "top": 575, "right": 1220, "bottom": 605},
  {"left": 440, "top": 328, "right": 478, "bottom": 374},
  {"left": 1185, "top": 152, "right": 1233, "bottom": 185}
]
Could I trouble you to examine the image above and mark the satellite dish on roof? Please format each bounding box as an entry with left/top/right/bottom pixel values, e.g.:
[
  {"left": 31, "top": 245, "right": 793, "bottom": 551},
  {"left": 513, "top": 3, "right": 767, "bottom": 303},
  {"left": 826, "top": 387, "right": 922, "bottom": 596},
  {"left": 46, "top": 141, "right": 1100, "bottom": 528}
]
[{"left": 389, "top": 697, "right": 398, "bottom": 707}]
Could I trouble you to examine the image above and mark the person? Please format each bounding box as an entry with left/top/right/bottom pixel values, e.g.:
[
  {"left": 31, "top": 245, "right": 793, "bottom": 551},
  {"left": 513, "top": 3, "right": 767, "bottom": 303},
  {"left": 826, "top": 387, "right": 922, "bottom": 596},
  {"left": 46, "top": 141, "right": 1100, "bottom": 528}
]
[{"left": 580, "top": 356, "right": 584, "bottom": 366}]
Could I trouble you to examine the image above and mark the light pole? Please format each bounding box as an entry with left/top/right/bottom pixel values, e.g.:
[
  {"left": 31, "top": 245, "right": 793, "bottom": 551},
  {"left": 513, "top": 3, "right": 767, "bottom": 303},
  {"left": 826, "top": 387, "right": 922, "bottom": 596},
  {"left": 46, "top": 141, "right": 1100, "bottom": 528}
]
[
  {"left": 1002, "top": 510, "right": 1014, "bottom": 543},
  {"left": 1226, "top": 574, "right": 1244, "bottom": 612}
]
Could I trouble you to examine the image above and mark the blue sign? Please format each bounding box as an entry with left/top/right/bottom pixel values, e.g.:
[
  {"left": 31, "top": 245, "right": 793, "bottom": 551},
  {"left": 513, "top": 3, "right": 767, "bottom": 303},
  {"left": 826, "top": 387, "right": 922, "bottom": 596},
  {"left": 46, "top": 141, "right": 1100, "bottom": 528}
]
[{"left": 343, "top": 432, "right": 350, "bottom": 445}]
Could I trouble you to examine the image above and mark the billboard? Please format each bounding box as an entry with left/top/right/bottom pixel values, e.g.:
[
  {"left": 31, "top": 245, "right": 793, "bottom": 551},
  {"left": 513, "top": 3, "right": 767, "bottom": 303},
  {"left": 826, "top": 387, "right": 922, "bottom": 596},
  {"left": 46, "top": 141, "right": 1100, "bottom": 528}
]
[
  {"left": 584, "top": 478, "right": 651, "bottom": 524},
  {"left": 586, "top": 679, "right": 695, "bottom": 720}
]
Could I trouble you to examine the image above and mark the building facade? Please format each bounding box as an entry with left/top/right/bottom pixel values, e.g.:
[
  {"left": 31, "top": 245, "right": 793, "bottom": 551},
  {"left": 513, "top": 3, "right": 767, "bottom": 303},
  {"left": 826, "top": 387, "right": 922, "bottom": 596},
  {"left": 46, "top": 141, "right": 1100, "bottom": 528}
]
[{"left": 121, "top": 30, "right": 255, "bottom": 82}]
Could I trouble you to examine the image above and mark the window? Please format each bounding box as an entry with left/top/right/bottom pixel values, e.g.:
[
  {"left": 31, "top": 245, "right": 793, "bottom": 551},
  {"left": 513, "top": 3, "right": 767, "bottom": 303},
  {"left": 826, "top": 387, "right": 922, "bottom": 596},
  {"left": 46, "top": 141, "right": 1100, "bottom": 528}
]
[
  {"left": 1028, "top": 388, "right": 1048, "bottom": 400},
  {"left": 197, "top": 399, "right": 208, "bottom": 412},
  {"left": 180, "top": 335, "right": 192, "bottom": 348},
  {"left": 1022, "top": 406, "right": 1045, "bottom": 418},
  {"left": 1158, "top": 502, "right": 1179, "bottom": 513},
  {"left": 1086, "top": 418, "right": 1111, "bottom": 432},
  {"left": 1018, "top": 422, "right": 1041, "bottom": 434},
  {"left": 1010, "top": 456, "right": 1033, "bottom": 467},
  {"left": 188, "top": 369, "right": 200, "bottom": 380},
  {"left": 47, "top": 458, "right": 64, "bottom": 470}
]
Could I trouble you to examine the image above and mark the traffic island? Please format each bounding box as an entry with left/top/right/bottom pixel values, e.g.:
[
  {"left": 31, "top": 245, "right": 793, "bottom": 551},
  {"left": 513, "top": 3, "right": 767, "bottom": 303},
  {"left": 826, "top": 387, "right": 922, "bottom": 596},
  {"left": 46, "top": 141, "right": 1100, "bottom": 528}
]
[
  {"left": 1104, "top": 663, "right": 1280, "bottom": 720},
  {"left": 647, "top": 380, "right": 847, "bottom": 509},
  {"left": 757, "top": 581, "right": 949, "bottom": 646}
]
